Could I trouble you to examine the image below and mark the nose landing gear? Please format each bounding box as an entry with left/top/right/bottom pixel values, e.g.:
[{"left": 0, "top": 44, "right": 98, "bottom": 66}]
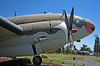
[{"left": 33, "top": 56, "right": 42, "bottom": 65}]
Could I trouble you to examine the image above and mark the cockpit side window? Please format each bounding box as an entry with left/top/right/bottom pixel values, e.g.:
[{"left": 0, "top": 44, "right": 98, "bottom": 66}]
[
  {"left": 74, "top": 16, "right": 87, "bottom": 28},
  {"left": 75, "top": 16, "right": 84, "bottom": 24},
  {"left": 76, "top": 20, "right": 84, "bottom": 24},
  {"left": 76, "top": 20, "right": 80, "bottom": 23}
]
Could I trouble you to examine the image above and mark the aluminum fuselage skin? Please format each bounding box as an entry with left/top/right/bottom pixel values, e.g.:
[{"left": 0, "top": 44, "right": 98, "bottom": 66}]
[{"left": 0, "top": 13, "right": 95, "bottom": 57}]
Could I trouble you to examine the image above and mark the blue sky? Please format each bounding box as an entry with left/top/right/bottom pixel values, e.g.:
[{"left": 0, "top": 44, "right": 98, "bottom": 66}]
[{"left": 0, "top": 0, "right": 99, "bottom": 50}]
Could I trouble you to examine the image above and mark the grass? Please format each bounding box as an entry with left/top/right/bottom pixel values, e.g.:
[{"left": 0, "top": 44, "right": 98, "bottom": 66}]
[
  {"left": 16, "top": 53, "right": 89, "bottom": 66},
  {"left": 41, "top": 53, "right": 89, "bottom": 60},
  {"left": 0, "top": 53, "right": 93, "bottom": 66},
  {"left": 42, "top": 58, "right": 83, "bottom": 66},
  {"left": 92, "top": 57, "right": 100, "bottom": 63}
]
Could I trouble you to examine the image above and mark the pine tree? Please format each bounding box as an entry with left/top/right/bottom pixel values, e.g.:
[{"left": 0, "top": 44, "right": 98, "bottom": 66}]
[{"left": 94, "top": 35, "right": 100, "bottom": 56}]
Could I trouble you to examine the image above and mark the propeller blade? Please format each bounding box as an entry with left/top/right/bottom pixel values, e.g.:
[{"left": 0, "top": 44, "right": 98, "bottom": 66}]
[
  {"left": 63, "top": 7, "right": 74, "bottom": 31},
  {"left": 63, "top": 10, "right": 69, "bottom": 28},
  {"left": 69, "top": 31, "right": 76, "bottom": 54},
  {"left": 69, "top": 7, "right": 74, "bottom": 31},
  {"left": 68, "top": 7, "right": 74, "bottom": 42}
]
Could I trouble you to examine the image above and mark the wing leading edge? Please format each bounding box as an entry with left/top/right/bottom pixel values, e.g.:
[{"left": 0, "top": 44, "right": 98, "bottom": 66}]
[{"left": 0, "top": 16, "right": 23, "bottom": 35}]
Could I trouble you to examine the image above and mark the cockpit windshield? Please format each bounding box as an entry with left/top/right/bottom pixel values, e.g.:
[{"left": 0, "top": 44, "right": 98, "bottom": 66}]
[{"left": 76, "top": 20, "right": 84, "bottom": 24}]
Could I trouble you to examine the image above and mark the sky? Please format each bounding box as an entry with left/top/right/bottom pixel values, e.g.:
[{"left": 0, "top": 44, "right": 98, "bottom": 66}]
[{"left": 0, "top": 0, "right": 100, "bottom": 50}]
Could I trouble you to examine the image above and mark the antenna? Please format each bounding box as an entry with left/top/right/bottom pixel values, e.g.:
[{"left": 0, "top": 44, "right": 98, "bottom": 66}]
[
  {"left": 44, "top": 11, "right": 46, "bottom": 14},
  {"left": 14, "top": 11, "right": 16, "bottom": 16}
]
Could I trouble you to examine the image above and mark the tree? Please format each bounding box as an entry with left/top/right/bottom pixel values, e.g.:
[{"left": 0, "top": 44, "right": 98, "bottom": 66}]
[
  {"left": 94, "top": 35, "right": 99, "bottom": 52},
  {"left": 94, "top": 35, "right": 100, "bottom": 56},
  {"left": 86, "top": 47, "right": 91, "bottom": 51},
  {"left": 54, "top": 48, "right": 61, "bottom": 53},
  {"left": 65, "top": 46, "right": 70, "bottom": 54},
  {"left": 80, "top": 44, "right": 91, "bottom": 52},
  {"left": 61, "top": 46, "right": 65, "bottom": 53},
  {"left": 53, "top": 46, "right": 65, "bottom": 53},
  {"left": 80, "top": 44, "right": 87, "bottom": 51}
]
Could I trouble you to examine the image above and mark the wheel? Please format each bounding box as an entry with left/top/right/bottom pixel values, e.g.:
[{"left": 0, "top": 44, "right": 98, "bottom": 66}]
[{"left": 33, "top": 56, "right": 42, "bottom": 65}]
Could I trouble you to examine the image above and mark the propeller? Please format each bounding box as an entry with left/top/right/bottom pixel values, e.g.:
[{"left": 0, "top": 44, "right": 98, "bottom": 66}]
[
  {"left": 14, "top": 11, "right": 16, "bottom": 16},
  {"left": 63, "top": 7, "right": 74, "bottom": 41},
  {"left": 63, "top": 7, "right": 76, "bottom": 52}
]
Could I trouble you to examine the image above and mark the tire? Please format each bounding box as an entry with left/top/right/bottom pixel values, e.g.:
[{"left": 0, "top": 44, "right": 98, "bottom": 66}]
[{"left": 33, "top": 56, "right": 42, "bottom": 65}]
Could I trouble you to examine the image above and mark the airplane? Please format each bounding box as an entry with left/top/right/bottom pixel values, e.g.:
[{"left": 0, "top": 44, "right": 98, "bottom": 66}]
[{"left": 0, "top": 7, "right": 95, "bottom": 65}]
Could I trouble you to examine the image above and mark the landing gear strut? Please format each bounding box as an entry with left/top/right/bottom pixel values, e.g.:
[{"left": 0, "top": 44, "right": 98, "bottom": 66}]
[{"left": 33, "top": 56, "right": 42, "bottom": 65}]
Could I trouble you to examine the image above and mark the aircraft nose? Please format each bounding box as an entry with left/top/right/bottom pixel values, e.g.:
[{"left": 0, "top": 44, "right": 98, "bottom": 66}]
[{"left": 86, "top": 20, "right": 95, "bottom": 33}]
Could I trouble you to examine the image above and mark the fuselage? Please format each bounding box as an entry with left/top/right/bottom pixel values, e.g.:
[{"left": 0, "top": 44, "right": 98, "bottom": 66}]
[{"left": 0, "top": 13, "right": 95, "bottom": 57}]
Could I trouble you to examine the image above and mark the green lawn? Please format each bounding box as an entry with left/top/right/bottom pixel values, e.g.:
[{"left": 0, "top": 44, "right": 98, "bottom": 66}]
[
  {"left": 42, "top": 58, "right": 82, "bottom": 66},
  {"left": 41, "top": 53, "right": 89, "bottom": 60},
  {"left": 92, "top": 57, "right": 100, "bottom": 63},
  {"left": 17, "top": 53, "right": 89, "bottom": 66}
]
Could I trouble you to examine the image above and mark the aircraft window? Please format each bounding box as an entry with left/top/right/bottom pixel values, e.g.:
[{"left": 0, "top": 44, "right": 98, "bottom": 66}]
[
  {"left": 76, "top": 20, "right": 80, "bottom": 23},
  {"left": 76, "top": 20, "right": 84, "bottom": 23}
]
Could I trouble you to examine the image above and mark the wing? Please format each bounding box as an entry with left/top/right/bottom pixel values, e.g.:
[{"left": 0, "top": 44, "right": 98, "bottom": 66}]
[{"left": 0, "top": 16, "right": 23, "bottom": 41}]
